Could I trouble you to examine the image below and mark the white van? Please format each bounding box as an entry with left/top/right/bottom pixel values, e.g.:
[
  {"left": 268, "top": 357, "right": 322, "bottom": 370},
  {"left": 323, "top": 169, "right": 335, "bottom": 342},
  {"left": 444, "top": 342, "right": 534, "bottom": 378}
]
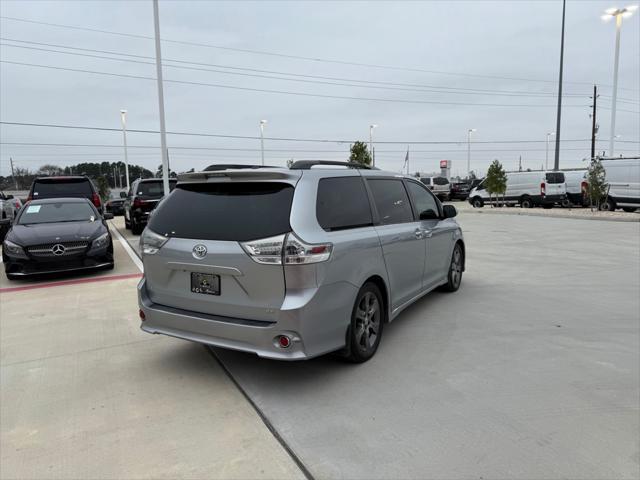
[
  {"left": 563, "top": 169, "right": 588, "bottom": 206},
  {"left": 468, "top": 171, "right": 567, "bottom": 209},
  {"left": 600, "top": 158, "right": 640, "bottom": 212}
]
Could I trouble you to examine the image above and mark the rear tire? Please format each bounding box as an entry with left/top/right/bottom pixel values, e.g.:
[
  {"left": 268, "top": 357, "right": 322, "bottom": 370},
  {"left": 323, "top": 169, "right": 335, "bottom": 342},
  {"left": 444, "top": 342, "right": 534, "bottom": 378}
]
[
  {"left": 441, "top": 243, "right": 464, "bottom": 292},
  {"left": 131, "top": 218, "right": 143, "bottom": 235},
  {"left": 471, "top": 197, "right": 484, "bottom": 208},
  {"left": 561, "top": 199, "right": 571, "bottom": 208},
  {"left": 520, "top": 196, "right": 533, "bottom": 209},
  {"left": 344, "top": 283, "right": 384, "bottom": 363},
  {"left": 622, "top": 207, "right": 637, "bottom": 213},
  {"left": 600, "top": 198, "right": 616, "bottom": 211}
]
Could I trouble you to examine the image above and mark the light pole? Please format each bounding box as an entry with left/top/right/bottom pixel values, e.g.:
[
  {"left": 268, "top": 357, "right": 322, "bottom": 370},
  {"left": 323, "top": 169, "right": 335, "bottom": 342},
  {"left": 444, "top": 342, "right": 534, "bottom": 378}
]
[
  {"left": 152, "top": 0, "right": 170, "bottom": 197},
  {"left": 369, "top": 124, "right": 378, "bottom": 166},
  {"left": 602, "top": 5, "right": 637, "bottom": 157},
  {"left": 259, "top": 120, "right": 267, "bottom": 166},
  {"left": 545, "top": 132, "right": 555, "bottom": 170},
  {"left": 120, "top": 109, "right": 130, "bottom": 192},
  {"left": 467, "top": 128, "right": 476, "bottom": 177}
]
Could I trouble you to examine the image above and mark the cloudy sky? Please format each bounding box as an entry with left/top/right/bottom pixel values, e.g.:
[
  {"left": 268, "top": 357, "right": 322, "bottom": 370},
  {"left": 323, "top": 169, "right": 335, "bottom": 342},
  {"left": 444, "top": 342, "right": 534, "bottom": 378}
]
[{"left": 1, "top": 0, "right": 638, "bottom": 178}]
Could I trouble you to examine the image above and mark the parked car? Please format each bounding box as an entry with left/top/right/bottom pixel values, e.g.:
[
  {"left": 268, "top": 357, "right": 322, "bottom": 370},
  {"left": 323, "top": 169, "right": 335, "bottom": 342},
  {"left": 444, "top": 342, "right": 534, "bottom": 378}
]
[
  {"left": 449, "top": 181, "right": 476, "bottom": 200},
  {"left": 599, "top": 158, "right": 640, "bottom": 212},
  {"left": 124, "top": 178, "right": 177, "bottom": 235},
  {"left": 28, "top": 176, "right": 103, "bottom": 213},
  {"left": 1, "top": 192, "right": 23, "bottom": 222},
  {"left": 468, "top": 171, "right": 567, "bottom": 208},
  {"left": 563, "top": 170, "right": 588, "bottom": 207},
  {"left": 420, "top": 176, "right": 451, "bottom": 200},
  {"left": 105, "top": 193, "right": 126, "bottom": 216},
  {"left": 2, "top": 198, "right": 114, "bottom": 279},
  {"left": 138, "top": 161, "right": 465, "bottom": 362}
]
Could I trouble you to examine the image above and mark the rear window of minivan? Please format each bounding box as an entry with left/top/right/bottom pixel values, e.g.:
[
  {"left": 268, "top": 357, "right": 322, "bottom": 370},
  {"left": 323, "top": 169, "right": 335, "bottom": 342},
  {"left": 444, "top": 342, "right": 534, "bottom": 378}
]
[
  {"left": 545, "top": 172, "right": 565, "bottom": 184},
  {"left": 32, "top": 178, "right": 93, "bottom": 197},
  {"left": 136, "top": 180, "right": 177, "bottom": 197},
  {"left": 147, "top": 182, "right": 294, "bottom": 241}
]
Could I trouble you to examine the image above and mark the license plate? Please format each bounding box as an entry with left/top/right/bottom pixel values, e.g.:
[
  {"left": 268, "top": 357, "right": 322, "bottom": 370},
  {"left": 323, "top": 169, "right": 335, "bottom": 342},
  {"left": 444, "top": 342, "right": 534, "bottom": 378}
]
[{"left": 190, "top": 272, "right": 220, "bottom": 295}]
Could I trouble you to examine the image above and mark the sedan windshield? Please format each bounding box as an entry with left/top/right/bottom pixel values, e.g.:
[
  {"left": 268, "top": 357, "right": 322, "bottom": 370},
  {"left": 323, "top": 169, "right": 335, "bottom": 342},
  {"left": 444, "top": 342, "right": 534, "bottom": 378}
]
[{"left": 18, "top": 202, "right": 96, "bottom": 225}]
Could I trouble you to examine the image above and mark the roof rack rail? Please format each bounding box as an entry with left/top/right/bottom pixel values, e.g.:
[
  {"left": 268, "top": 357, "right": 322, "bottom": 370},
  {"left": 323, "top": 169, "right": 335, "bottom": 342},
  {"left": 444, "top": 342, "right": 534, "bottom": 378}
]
[
  {"left": 203, "top": 164, "right": 276, "bottom": 171},
  {"left": 289, "top": 160, "right": 376, "bottom": 170}
]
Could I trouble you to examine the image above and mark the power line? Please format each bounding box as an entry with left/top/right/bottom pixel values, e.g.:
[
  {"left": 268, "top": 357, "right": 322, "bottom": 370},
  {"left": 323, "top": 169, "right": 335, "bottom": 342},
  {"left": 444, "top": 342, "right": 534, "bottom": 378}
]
[
  {"left": 0, "top": 60, "right": 597, "bottom": 108},
  {"left": 3, "top": 38, "right": 615, "bottom": 100},
  {"left": 0, "top": 122, "right": 619, "bottom": 145},
  {"left": 1, "top": 15, "right": 634, "bottom": 92}
]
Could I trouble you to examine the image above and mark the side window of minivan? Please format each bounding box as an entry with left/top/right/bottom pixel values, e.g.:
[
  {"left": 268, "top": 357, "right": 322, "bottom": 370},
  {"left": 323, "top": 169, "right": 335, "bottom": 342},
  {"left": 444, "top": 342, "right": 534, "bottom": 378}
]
[
  {"left": 316, "top": 177, "right": 373, "bottom": 231},
  {"left": 367, "top": 179, "right": 414, "bottom": 225},
  {"left": 405, "top": 181, "right": 440, "bottom": 220}
]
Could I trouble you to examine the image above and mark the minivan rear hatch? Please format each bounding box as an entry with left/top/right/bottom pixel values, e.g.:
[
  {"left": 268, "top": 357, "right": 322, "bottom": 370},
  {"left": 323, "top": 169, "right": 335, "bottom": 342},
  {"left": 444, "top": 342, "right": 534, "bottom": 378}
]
[{"left": 143, "top": 175, "right": 298, "bottom": 322}]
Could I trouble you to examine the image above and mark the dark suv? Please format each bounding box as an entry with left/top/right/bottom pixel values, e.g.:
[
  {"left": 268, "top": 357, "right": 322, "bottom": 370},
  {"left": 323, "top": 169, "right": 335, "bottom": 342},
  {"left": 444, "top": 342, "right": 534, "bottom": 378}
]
[
  {"left": 124, "top": 178, "right": 177, "bottom": 234},
  {"left": 28, "top": 176, "right": 103, "bottom": 213}
]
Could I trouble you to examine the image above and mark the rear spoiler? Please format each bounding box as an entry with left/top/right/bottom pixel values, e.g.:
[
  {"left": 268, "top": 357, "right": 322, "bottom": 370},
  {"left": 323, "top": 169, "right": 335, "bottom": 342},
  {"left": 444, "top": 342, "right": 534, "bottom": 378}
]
[{"left": 178, "top": 169, "right": 299, "bottom": 183}]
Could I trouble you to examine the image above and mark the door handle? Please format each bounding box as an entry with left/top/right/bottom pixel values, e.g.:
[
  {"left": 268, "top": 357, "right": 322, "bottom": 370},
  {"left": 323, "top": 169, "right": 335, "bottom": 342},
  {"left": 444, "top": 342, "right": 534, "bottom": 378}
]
[
  {"left": 423, "top": 230, "right": 433, "bottom": 238},
  {"left": 414, "top": 228, "right": 423, "bottom": 239}
]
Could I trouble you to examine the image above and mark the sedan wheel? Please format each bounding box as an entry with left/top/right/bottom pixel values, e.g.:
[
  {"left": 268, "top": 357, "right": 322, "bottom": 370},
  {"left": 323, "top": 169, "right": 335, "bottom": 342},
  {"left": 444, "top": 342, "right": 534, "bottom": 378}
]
[{"left": 344, "top": 283, "right": 384, "bottom": 363}]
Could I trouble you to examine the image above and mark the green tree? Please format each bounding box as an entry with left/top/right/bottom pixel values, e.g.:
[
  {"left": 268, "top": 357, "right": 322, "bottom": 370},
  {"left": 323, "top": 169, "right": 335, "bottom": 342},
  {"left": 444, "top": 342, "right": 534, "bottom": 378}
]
[
  {"left": 586, "top": 157, "right": 608, "bottom": 211},
  {"left": 484, "top": 159, "right": 507, "bottom": 207},
  {"left": 95, "top": 176, "right": 111, "bottom": 203},
  {"left": 349, "top": 141, "right": 372, "bottom": 166},
  {"left": 37, "top": 164, "right": 64, "bottom": 176}
]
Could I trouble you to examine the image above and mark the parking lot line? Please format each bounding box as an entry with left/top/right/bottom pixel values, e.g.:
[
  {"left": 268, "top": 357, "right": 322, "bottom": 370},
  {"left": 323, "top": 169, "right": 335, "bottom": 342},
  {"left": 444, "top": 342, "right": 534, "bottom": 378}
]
[
  {"left": 0, "top": 272, "right": 142, "bottom": 293},
  {"left": 109, "top": 220, "right": 143, "bottom": 272}
]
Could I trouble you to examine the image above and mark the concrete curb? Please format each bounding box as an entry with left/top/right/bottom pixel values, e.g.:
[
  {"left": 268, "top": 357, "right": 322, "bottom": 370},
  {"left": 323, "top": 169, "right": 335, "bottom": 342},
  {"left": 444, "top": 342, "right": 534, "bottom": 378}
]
[{"left": 460, "top": 208, "right": 640, "bottom": 223}]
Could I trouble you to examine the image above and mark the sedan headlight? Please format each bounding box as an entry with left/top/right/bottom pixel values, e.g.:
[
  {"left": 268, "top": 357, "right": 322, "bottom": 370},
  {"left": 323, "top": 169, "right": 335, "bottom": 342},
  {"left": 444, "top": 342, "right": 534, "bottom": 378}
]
[
  {"left": 92, "top": 232, "right": 110, "bottom": 249},
  {"left": 3, "top": 240, "right": 28, "bottom": 259},
  {"left": 140, "top": 228, "right": 168, "bottom": 255}
]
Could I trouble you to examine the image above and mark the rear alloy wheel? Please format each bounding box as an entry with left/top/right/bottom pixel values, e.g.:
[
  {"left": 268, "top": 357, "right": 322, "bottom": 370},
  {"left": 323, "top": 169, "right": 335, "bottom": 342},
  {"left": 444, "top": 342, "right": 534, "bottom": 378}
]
[
  {"left": 472, "top": 197, "right": 484, "bottom": 208},
  {"left": 520, "top": 197, "right": 533, "bottom": 209},
  {"left": 345, "top": 283, "right": 384, "bottom": 363},
  {"left": 441, "top": 243, "right": 464, "bottom": 292}
]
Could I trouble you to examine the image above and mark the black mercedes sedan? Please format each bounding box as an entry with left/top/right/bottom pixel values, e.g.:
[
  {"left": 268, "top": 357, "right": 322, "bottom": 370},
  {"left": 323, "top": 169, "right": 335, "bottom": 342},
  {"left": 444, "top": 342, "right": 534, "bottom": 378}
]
[{"left": 2, "top": 197, "right": 114, "bottom": 280}]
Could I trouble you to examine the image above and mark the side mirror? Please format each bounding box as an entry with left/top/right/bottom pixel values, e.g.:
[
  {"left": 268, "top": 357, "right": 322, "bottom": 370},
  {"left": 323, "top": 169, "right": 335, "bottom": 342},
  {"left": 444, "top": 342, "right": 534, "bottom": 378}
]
[
  {"left": 442, "top": 204, "right": 457, "bottom": 219},
  {"left": 120, "top": 191, "right": 127, "bottom": 198},
  {"left": 103, "top": 212, "right": 114, "bottom": 220},
  {"left": 419, "top": 209, "right": 439, "bottom": 220}
]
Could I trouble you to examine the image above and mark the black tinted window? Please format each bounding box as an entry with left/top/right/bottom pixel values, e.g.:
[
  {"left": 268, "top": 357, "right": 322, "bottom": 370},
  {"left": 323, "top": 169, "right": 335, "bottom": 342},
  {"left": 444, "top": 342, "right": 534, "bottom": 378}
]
[
  {"left": 136, "top": 180, "right": 177, "bottom": 197},
  {"left": 406, "top": 181, "right": 439, "bottom": 219},
  {"left": 32, "top": 179, "right": 93, "bottom": 197},
  {"left": 367, "top": 179, "right": 414, "bottom": 225},
  {"left": 545, "top": 172, "right": 565, "bottom": 184},
  {"left": 148, "top": 182, "right": 294, "bottom": 241},
  {"left": 433, "top": 177, "right": 449, "bottom": 185},
  {"left": 316, "top": 177, "right": 373, "bottom": 231}
]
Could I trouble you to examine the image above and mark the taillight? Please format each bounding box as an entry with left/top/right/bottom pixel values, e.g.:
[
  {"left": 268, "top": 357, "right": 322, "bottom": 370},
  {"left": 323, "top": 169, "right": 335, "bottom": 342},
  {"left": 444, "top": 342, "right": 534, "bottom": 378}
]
[
  {"left": 92, "top": 192, "right": 101, "bottom": 208},
  {"left": 540, "top": 182, "right": 546, "bottom": 196},
  {"left": 581, "top": 181, "right": 588, "bottom": 193},
  {"left": 133, "top": 198, "right": 146, "bottom": 208},
  {"left": 241, "top": 233, "right": 332, "bottom": 265}
]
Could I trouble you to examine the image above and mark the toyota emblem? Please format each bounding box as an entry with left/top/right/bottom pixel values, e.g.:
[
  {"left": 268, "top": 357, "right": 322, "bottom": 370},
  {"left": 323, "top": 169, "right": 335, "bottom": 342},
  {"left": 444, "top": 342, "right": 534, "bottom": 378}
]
[
  {"left": 51, "top": 244, "right": 66, "bottom": 256},
  {"left": 192, "top": 244, "right": 207, "bottom": 259}
]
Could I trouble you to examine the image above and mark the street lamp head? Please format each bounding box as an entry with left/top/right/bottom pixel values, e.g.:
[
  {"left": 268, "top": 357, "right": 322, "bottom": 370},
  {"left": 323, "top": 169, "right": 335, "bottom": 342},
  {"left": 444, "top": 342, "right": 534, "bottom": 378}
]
[
  {"left": 468, "top": 128, "right": 476, "bottom": 133},
  {"left": 120, "top": 109, "right": 127, "bottom": 114},
  {"left": 602, "top": 5, "right": 637, "bottom": 18},
  {"left": 260, "top": 119, "right": 267, "bottom": 125},
  {"left": 370, "top": 124, "right": 378, "bottom": 129}
]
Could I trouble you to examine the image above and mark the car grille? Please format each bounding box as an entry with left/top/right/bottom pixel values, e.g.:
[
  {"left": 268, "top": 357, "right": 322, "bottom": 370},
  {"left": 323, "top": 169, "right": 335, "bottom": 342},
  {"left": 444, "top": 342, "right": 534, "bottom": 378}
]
[{"left": 27, "top": 241, "right": 89, "bottom": 258}]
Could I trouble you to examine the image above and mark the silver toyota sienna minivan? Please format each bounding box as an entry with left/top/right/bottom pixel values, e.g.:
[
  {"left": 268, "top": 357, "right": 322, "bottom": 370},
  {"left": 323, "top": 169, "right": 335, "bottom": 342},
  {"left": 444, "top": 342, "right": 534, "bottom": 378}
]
[{"left": 138, "top": 161, "right": 465, "bottom": 362}]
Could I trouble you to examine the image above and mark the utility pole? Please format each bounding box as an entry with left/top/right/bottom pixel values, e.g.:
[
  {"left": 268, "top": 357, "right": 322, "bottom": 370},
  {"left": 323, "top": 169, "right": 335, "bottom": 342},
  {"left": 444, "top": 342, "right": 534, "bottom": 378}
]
[
  {"left": 553, "top": 0, "right": 567, "bottom": 171},
  {"left": 590, "top": 85, "right": 598, "bottom": 161},
  {"left": 518, "top": 155, "right": 522, "bottom": 172},
  {"left": 152, "top": 0, "right": 170, "bottom": 197},
  {"left": 9, "top": 157, "right": 18, "bottom": 189}
]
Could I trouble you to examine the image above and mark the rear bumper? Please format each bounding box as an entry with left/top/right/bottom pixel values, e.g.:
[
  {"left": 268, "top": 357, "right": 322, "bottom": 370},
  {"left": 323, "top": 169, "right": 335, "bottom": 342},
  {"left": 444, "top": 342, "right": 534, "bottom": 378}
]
[
  {"left": 138, "top": 277, "right": 357, "bottom": 360},
  {"left": 540, "top": 194, "right": 566, "bottom": 204}
]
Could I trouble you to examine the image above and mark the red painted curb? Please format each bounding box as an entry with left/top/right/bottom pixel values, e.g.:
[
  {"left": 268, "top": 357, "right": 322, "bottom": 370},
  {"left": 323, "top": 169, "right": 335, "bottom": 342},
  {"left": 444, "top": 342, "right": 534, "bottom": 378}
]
[{"left": 0, "top": 272, "right": 143, "bottom": 293}]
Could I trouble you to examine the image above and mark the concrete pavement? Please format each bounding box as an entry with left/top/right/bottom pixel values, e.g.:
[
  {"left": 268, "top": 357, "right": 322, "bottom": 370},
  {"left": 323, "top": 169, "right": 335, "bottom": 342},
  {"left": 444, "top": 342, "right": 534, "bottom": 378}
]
[{"left": 0, "top": 230, "right": 305, "bottom": 479}]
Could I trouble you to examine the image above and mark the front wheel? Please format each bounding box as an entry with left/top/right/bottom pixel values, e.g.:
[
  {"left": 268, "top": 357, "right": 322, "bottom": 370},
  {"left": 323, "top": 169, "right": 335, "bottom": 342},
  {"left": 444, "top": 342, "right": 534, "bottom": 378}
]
[
  {"left": 344, "top": 283, "right": 384, "bottom": 363},
  {"left": 472, "top": 197, "right": 484, "bottom": 208},
  {"left": 600, "top": 198, "right": 616, "bottom": 211},
  {"left": 441, "top": 243, "right": 464, "bottom": 292},
  {"left": 520, "top": 196, "right": 533, "bottom": 209}
]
